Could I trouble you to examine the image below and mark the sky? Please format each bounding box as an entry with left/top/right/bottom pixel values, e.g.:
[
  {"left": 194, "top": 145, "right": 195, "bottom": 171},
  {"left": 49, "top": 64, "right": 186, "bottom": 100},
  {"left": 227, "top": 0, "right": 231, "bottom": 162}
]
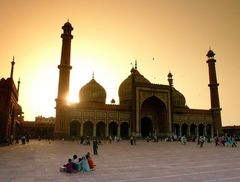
[{"left": 0, "top": 0, "right": 240, "bottom": 126}]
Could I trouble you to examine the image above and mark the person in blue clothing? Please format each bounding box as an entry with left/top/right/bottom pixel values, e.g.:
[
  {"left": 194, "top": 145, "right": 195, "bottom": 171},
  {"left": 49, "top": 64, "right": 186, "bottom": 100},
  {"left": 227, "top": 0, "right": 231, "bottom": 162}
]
[{"left": 77, "top": 156, "right": 90, "bottom": 172}]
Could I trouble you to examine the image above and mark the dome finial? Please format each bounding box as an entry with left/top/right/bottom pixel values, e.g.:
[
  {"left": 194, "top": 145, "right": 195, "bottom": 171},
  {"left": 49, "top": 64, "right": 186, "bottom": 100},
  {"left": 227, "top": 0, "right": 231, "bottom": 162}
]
[
  {"left": 135, "top": 59, "right": 137, "bottom": 70},
  {"left": 130, "top": 62, "right": 135, "bottom": 73},
  {"left": 92, "top": 71, "right": 95, "bottom": 79},
  {"left": 130, "top": 62, "right": 134, "bottom": 68}
]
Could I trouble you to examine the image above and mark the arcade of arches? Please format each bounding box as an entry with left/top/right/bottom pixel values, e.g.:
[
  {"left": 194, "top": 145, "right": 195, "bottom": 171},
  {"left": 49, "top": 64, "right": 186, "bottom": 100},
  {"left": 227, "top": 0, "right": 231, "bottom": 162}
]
[
  {"left": 173, "top": 123, "right": 213, "bottom": 138},
  {"left": 69, "top": 120, "right": 213, "bottom": 139},
  {"left": 69, "top": 120, "right": 129, "bottom": 139}
]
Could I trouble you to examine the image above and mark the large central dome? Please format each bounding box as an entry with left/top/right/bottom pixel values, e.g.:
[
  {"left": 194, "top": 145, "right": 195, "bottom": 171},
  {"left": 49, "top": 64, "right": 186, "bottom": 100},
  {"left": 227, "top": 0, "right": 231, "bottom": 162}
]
[
  {"left": 118, "top": 67, "right": 151, "bottom": 104},
  {"left": 79, "top": 78, "right": 106, "bottom": 104}
]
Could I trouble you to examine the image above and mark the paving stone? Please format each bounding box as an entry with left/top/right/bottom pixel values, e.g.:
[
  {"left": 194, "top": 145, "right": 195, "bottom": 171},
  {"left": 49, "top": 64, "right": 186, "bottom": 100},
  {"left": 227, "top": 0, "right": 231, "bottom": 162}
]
[{"left": 0, "top": 140, "right": 240, "bottom": 182}]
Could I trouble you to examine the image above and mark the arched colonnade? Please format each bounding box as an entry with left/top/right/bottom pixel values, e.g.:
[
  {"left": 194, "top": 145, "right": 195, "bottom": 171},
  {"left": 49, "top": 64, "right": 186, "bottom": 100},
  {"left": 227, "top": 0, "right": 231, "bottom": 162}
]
[
  {"left": 69, "top": 120, "right": 129, "bottom": 139},
  {"left": 173, "top": 123, "right": 213, "bottom": 138}
]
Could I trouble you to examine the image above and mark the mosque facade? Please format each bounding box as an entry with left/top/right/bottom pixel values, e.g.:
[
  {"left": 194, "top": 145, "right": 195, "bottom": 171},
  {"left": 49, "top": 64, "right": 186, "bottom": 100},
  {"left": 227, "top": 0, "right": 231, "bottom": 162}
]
[{"left": 55, "top": 22, "right": 222, "bottom": 139}]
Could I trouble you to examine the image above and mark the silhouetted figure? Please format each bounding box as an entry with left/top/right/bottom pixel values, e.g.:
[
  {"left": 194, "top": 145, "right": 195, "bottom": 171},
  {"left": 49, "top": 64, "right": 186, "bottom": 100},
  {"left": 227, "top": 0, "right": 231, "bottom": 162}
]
[
  {"left": 93, "top": 139, "right": 98, "bottom": 155},
  {"left": 130, "top": 136, "right": 134, "bottom": 145},
  {"left": 80, "top": 136, "right": 84, "bottom": 144},
  {"left": 109, "top": 136, "right": 112, "bottom": 144},
  {"left": 21, "top": 136, "right": 26, "bottom": 144}
]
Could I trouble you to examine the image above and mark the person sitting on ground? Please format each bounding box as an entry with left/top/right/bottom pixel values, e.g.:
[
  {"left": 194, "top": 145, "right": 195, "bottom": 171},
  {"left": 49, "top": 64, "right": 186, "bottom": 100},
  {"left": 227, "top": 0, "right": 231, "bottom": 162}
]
[
  {"left": 72, "top": 154, "right": 78, "bottom": 162},
  {"left": 75, "top": 157, "right": 82, "bottom": 171},
  {"left": 78, "top": 155, "right": 90, "bottom": 172},
  {"left": 72, "top": 154, "right": 78, "bottom": 169},
  {"left": 86, "top": 152, "right": 96, "bottom": 170},
  {"left": 63, "top": 158, "right": 75, "bottom": 173}
]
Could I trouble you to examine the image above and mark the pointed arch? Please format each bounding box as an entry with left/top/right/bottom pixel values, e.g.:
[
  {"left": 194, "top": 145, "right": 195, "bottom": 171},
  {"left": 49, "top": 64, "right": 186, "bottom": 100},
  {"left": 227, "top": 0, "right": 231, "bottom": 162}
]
[
  {"left": 181, "top": 123, "right": 188, "bottom": 136},
  {"left": 190, "top": 124, "right": 197, "bottom": 138},
  {"left": 109, "top": 121, "right": 118, "bottom": 137},
  {"left": 83, "top": 121, "right": 93, "bottom": 137},
  {"left": 70, "top": 120, "right": 81, "bottom": 137},
  {"left": 120, "top": 122, "right": 129, "bottom": 138},
  {"left": 141, "top": 96, "right": 168, "bottom": 135},
  {"left": 141, "top": 117, "right": 153, "bottom": 137},
  {"left": 96, "top": 121, "right": 105, "bottom": 138}
]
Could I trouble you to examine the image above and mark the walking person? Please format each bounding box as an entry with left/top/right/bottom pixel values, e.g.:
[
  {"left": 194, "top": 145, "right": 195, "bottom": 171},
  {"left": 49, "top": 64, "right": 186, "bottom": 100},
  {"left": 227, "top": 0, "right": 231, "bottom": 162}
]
[
  {"left": 93, "top": 138, "right": 98, "bottom": 155},
  {"left": 109, "top": 135, "right": 112, "bottom": 144},
  {"left": 200, "top": 136, "right": 205, "bottom": 147},
  {"left": 232, "top": 136, "right": 237, "bottom": 147},
  {"left": 130, "top": 136, "right": 134, "bottom": 145}
]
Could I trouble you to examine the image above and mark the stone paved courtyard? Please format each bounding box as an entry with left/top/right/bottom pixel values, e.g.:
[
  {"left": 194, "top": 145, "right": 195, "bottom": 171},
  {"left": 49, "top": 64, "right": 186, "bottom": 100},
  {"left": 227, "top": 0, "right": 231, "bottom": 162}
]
[{"left": 0, "top": 139, "right": 240, "bottom": 182}]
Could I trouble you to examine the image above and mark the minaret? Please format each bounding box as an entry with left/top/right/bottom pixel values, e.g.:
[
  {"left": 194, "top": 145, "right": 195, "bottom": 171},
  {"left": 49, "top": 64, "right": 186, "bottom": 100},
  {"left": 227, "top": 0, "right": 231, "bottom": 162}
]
[
  {"left": 206, "top": 49, "right": 222, "bottom": 135},
  {"left": 168, "top": 72, "right": 173, "bottom": 133},
  {"left": 10, "top": 56, "right": 15, "bottom": 79},
  {"left": 55, "top": 21, "right": 73, "bottom": 137}
]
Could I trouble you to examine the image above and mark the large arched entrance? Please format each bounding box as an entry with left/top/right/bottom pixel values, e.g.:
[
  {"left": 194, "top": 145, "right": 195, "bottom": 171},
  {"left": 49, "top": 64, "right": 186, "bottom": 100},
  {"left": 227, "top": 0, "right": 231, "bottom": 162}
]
[
  {"left": 141, "top": 96, "right": 168, "bottom": 136},
  {"left": 96, "top": 121, "right": 105, "bottom": 138},
  {"left": 109, "top": 121, "right": 118, "bottom": 137},
  {"left": 83, "top": 121, "right": 93, "bottom": 137},
  {"left": 70, "top": 120, "right": 81, "bottom": 137},
  {"left": 120, "top": 122, "right": 129, "bottom": 138},
  {"left": 141, "top": 117, "right": 153, "bottom": 137}
]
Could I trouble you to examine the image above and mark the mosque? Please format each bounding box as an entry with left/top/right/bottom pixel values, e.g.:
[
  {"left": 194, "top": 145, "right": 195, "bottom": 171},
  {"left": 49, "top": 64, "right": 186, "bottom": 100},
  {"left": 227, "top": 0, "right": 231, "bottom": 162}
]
[{"left": 55, "top": 21, "right": 222, "bottom": 139}]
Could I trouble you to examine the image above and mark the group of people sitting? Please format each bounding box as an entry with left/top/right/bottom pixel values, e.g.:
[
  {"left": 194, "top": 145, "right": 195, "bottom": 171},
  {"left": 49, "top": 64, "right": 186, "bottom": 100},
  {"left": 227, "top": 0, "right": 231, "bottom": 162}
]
[
  {"left": 60, "top": 152, "right": 96, "bottom": 173},
  {"left": 215, "top": 135, "right": 237, "bottom": 147}
]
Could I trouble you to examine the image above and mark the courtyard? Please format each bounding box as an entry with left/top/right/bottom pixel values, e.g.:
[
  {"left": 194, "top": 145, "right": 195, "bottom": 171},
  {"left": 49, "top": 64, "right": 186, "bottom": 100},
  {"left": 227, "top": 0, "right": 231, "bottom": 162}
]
[{"left": 0, "top": 139, "right": 240, "bottom": 182}]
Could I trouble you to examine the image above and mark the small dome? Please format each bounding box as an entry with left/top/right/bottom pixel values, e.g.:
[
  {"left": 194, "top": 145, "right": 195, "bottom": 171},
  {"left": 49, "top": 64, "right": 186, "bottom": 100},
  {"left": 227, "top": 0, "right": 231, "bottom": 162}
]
[
  {"left": 62, "top": 21, "right": 73, "bottom": 31},
  {"left": 64, "top": 21, "right": 72, "bottom": 26},
  {"left": 79, "top": 79, "right": 106, "bottom": 104},
  {"left": 118, "top": 68, "right": 151, "bottom": 103},
  {"left": 111, "top": 98, "right": 116, "bottom": 104},
  {"left": 172, "top": 88, "right": 186, "bottom": 107}
]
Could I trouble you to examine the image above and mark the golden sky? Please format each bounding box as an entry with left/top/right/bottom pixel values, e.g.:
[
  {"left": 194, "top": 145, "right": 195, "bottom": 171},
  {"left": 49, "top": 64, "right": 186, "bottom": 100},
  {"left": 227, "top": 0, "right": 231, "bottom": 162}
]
[{"left": 1, "top": 0, "right": 240, "bottom": 126}]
